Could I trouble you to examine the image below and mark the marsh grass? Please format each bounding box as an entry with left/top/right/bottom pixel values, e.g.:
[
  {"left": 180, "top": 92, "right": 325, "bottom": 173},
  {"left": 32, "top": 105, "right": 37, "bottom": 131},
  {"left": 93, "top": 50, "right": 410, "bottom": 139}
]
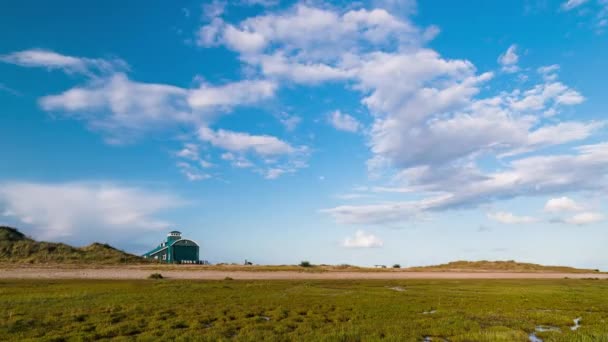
[{"left": 1, "top": 279, "right": 607, "bottom": 341}]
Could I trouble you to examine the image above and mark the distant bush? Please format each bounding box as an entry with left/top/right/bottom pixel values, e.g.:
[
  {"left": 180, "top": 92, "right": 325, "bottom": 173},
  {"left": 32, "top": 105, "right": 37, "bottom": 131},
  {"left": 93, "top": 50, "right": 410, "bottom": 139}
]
[
  {"left": 392, "top": 264, "right": 401, "bottom": 268},
  {"left": 224, "top": 277, "right": 234, "bottom": 281},
  {"left": 148, "top": 273, "right": 163, "bottom": 279},
  {"left": 299, "top": 261, "right": 312, "bottom": 267}
]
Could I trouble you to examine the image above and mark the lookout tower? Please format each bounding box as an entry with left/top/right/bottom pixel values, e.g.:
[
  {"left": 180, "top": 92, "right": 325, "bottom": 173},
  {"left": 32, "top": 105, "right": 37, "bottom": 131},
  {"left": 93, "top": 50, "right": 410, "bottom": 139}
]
[{"left": 167, "top": 231, "right": 182, "bottom": 243}]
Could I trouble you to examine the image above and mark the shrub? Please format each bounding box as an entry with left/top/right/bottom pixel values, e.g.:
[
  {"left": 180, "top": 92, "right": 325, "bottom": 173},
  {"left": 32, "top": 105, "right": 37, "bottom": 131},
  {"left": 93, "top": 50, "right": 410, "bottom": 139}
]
[
  {"left": 148, "top": 273, "right": 163, "bottom": 279},
  {"left": 392, "top": 264, "right": 401, "bottom": 268},
  {"left": 299, "top": 261, "right": 312, "bottom": 267},
  {"left": 224, "top": 277, "right": 234, "bottom": 281}
]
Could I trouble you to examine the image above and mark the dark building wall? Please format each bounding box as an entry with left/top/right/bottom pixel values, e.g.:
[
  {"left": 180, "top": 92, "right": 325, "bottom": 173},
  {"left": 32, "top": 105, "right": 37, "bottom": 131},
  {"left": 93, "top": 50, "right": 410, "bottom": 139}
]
[{"left": 172, "top": 240, "right": 199, "bottom": 262}]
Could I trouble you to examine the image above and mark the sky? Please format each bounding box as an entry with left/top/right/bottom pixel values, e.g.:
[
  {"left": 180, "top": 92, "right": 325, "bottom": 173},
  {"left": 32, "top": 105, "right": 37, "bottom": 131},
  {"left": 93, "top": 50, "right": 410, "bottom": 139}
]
[{"left": 1, "top": 0, "right": 608, "bottom": 269}]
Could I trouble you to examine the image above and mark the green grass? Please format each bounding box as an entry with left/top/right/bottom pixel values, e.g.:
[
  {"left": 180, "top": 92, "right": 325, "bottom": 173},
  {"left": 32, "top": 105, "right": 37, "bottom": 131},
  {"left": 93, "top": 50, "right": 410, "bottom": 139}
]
[{"left": 1, "top": 279, "right": 607, "bottom": 341}]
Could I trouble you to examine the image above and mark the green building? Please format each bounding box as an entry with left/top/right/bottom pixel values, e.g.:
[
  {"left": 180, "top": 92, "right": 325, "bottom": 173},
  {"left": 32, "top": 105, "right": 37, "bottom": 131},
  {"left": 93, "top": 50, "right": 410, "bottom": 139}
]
[{"left": 143, "top": 231, "right": 200, "bottom": 264}]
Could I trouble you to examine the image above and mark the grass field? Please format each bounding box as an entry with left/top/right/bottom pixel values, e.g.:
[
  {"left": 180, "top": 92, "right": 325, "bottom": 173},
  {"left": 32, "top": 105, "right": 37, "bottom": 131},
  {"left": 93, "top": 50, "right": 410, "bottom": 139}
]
[{"left": 1, "top": 279, "right": 607, "bottom": 341}]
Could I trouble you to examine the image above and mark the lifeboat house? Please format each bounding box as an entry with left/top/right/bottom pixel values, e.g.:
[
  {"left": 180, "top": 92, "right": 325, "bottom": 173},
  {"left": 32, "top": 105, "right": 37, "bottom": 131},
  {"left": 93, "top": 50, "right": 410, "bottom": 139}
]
[{"left": 143, "top": 231, "right": 200, "bottom": 264}]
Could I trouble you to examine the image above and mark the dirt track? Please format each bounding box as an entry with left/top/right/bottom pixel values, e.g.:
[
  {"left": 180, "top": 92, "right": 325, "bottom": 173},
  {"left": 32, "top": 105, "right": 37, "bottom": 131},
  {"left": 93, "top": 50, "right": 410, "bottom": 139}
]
[{"left": 1, "top": 268, "right": 607, "bottom": 280}]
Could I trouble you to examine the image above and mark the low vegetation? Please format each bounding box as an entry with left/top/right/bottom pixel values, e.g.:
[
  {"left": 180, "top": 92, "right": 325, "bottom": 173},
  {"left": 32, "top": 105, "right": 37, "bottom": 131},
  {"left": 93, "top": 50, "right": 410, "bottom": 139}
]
[
  {"left": 1, "top": 279, "right": 607, "bottom": 341},
  {"left": 148, "top": 273, "right": 163, "bottom": 279},
  {"left": 0, "top": 226, "right": 145, "bottom": 264},
  {"left": 1, "top": 227, "right": 602, "bottom": 274},
  {"left": 408, "top": 260, "right": 601, "bottom": 273}
]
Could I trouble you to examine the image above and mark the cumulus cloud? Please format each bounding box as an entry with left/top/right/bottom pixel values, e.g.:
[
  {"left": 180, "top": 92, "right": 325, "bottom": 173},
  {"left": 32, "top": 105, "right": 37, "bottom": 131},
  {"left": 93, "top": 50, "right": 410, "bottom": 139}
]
[
  {"left": 544, "top": 196, "right": 583, "bottom": 212},
  {"left": 0, "top": 182, "right": 181, "bottom": 244},
  {"left": 487, "top": 211, "right": 537, "bottom": 224},
  {"left": 188, "top": 79, "right": 276, "bottom": 109},
  {"left": 9, "top": 50, "right": 289, "bottom": 179},
  {"left": 498, "top": 44, "right": 520, "bottom": 73},
  {"left": 197, "top": 127, "right": 308, "bottom": 178},
  {"left": 327, "top": 110, "right": 361, "bottom": 132},
  {"left": 192, "top": 1, "right": 605, "bottom": 222},
  {"left": 0, "top": 49, "right": 127, "bottom": 76},
  {"left": 202, "top": 0, "right": 226, "bottom": 20},
  {"left": 255, "top": 53, "right": 352, "bottom": 84},
  {"left": 198, "top": 4, "right": 424, "bottom": 56},
  {"left": 342, "top": 230, "right": 383, "bottom": 248},
  {"left": 198, "top": 127, "right": 295, "bottom": 155},
  {"left": 39, "top": 73, "right": 190, "bottom": 143},
  {"left": 38, "top": 73, "right": 277, "bottom": 145}
]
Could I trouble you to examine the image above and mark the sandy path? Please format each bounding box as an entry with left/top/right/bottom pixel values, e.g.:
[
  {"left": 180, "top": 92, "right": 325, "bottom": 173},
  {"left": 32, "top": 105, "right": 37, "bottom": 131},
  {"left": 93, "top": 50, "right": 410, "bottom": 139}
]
[{"left": 1, "top": 268, "right": 606, "bottom": 280}]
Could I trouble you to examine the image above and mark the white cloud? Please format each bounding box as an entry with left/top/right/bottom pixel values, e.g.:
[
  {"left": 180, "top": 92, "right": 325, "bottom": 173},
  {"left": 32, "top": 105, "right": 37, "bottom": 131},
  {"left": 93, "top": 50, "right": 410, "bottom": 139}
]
[
  {"left": 324, "top": 142, "right": 608, "bottom": 225},
  {"left": 264, "top": 168, "right": 287, "bottom": 179},
  {"left": 39, "top": 74, "right": 277, "bottom": 144},
  {"left": 538, "top": 64, "right": 560, "bottom": 81},
  {"left": 202, "top": 0, "right": 226, "bottom": 20},
  {"left": 240, "top": 0, "right": 279, "bottom": 7},
  {"left": 328, "top": 110, "right": 361, "bottom": 132},
  {"left": 564, "top": 212, "right": 604, "bottom": 225},
  {"left": 188, "top": 79, "right": 276, "bottom": 109},
  {"left": 196, "top": 127, "right": 308, "bottom": 178},
  {"left": 176, "top": 143, "right": 201, "bottom": 161},
  {"left": 254, "top": 53, "right": 352, "bottom": 84},
  {"left": 0, "top": 49, "right": 127, "bottom": 75},
  {"left": 175, "top": 144, "right": 213, "bottom": 181},
  {"left": 487, "top": 211, "right": 537, "bottom": 224},
  {"left": 544, "top": 196, "right": 583, "bottom": 212},
  {"left": 177, "top": 162, "right": 212, "bottom": 181},
  {"left": 39, "top": 73, "right": 190, "bottom": 143},
  {"left": 498, "top": 45, "right": 519, "bottom": 73},
  {"left": 193, "top": 2, "right": 605, "bottom": 221},
  {"left": 221, "top": 152, "right": 254, "bottom": 168},
  {"left": 198, "top": 127, "right": 295, "bottom": 155},
  {"left": 342, "top": 230, "right": 384, "bottom": 248},
  {"left": 198, "top": 18, "right": 225, "bottom": 46},
  {"left": 366, "top": 74, "right": 586, "bottom": 171},
  {"left": 560, "top": 0, "right": 608, "bottom": 31},
  {"left": 562, "top": 0, "right": 590, "bottom": 11},
  {"left": 0, "top": 182, "right": 181, "bottom": 244},
  {"left": 509, "top": 82, "right": 584, "bottom": 111},
  {"left": 276, "top": 112, "right": 301, "bottom": 131},
  {"left": 322, "top": 200, "right": 425, "bottom": 225},
  {"left": 199, "top": 4, "right": 423, "bottom": 56}
]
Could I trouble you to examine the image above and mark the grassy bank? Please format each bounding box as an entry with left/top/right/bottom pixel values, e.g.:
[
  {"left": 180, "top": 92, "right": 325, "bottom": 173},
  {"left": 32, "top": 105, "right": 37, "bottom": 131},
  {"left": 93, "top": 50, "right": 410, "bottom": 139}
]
[{"left": 1, "top": 279, "right": 607, "bottom": 341}]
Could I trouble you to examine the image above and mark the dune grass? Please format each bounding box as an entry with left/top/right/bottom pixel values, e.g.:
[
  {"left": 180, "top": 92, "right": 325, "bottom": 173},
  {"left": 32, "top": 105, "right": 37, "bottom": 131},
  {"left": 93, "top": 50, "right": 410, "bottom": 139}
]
[
  {"left": 1, "top": 279, "right": 607, "bottom": 341},
  {"left": 406, "top": 260, "right": 601, "bottom": 273},
  {"left": 0, "top": 226, "right": 146, "bottom": 265}
]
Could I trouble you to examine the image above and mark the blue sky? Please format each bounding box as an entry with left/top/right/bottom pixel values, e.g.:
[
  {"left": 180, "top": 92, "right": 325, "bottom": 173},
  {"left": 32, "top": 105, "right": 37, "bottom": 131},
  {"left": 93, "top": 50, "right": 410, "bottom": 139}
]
[{"left": 1, "top": 0, "right": 608, "bottom": 269}]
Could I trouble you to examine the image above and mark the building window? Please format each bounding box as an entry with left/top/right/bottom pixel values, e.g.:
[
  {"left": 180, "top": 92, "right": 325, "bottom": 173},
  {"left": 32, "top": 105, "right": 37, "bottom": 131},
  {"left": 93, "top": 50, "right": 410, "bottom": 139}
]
[{"left": 162, "top": 254, "right": 167, "bottom": 261}]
